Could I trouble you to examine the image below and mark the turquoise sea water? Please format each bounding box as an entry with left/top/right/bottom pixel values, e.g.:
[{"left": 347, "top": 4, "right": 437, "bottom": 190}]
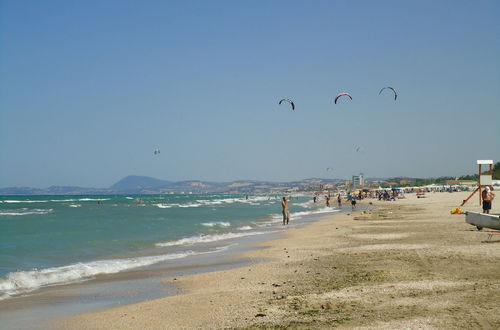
[{"left": 0, "top": 194, "right": 336, "bottom": 300}]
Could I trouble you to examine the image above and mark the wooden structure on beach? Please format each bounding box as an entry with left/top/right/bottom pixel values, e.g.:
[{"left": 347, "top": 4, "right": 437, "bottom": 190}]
[{"left": 461, "top": 160, "right": 494, "bottom": 206}]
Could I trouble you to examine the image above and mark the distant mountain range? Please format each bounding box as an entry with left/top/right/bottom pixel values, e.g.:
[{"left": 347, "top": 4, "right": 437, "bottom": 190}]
[
  {"left": 0, "top": 175, "right": 347, "bottom": 195},
  {"left": 110, "top": 176, "right": 172, "bottom": 191}
]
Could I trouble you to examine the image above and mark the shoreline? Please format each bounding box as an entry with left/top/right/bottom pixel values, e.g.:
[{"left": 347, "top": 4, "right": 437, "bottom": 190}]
[
  {"left": 53, "top": 191, "right": 499, "bottom": 329},
  {"left": 0, "top": 202, "right": 342, "bottom": 330},
  {"left": 0, "top": 193, "right": 336, "bottom": 301}
]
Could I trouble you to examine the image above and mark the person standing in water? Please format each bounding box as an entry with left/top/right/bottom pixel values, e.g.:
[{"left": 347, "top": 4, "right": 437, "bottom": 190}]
[
  {"left": 282, "top": 197, "right": 290, "bottom": 225},
  {"left": 348, "top": 192, "right": 356, "bottom": 211},
  {"left": 337, "top": 193, "right": 342, "bottom": 208}
]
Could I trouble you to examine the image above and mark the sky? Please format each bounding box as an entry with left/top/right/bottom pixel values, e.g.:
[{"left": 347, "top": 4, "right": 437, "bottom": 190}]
[{"left": 1, "top": 0, "right": 499, "bottom": 188}]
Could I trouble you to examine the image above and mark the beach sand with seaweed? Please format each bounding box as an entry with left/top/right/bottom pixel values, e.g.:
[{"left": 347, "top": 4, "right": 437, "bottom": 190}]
[{"left": 53, "top": 191, "right": 499, "bottom": 329}]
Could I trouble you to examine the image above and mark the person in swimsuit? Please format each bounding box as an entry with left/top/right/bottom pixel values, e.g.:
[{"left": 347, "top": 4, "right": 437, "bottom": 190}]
[
  {"left": 482, "top": 186, "right": 495, "bottom": 214},
  {"left": 281, "top": 197, "right": 290, "bottom": 225},
  {"left": 348, "top": 193, "right": 356, "bottom": 210}
]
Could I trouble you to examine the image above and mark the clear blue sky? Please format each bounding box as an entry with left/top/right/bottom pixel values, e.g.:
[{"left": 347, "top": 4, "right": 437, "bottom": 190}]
[{"left": 1, "top": 0, "right": 499, "bottom": 188}]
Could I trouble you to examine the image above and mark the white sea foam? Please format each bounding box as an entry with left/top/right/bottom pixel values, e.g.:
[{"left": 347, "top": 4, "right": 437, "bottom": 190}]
[
  {"left": 238, "top": 226, "right": 253, "bottom": 231},
  {"left": 156, "top": 203, "right": 173, "bottom": 208},
  {"left": 0, "top": 247, "right": 229, "bottom": 300},
  {"left": 155, "top": 230, "right": 276, "bottom": 247},
  {"left": 293, "top": 201, "right": 314, "bottom": 208},
  {"left": 0, "top": 208, "right": 53, "bottom": 216},
  {"left": 291, "top": 206, "right": 338, "bottom": 218},
  {"left": 2, "top": 198, "right": 110, "bottom": 204},
  {"left": 197, "top": 199, "right": 223, "bottom": 205},
  {"left": 201, "top": 222, "right": 231, "bottom": 228},
  {"left": 270, "top": 207, "right": 338, "bottom": 223},
  {"left": 154, "top": 196, "right": 271, "bottom": 209},
  {"left": 178, "top": 203, "right": 202, "bottom": 208},
  {"left": 2, "top": 200, "right": 48, "bottom": 204},
  {"left": 256, "top": 222, "right": 274, "bottom": 227},
  {"left": 68, "top": 204, "right": 81, "bottom": 208}
]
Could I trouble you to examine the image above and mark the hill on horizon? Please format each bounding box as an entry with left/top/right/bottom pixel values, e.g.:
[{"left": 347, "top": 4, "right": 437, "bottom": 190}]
[{"left": 109, "top": 175, "right": 171, "bottom": 191}]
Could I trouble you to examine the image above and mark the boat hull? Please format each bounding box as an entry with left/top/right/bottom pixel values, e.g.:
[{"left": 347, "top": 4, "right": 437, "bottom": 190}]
[{"left": 465, "top": 211, "right": 500, "bottom": 230}]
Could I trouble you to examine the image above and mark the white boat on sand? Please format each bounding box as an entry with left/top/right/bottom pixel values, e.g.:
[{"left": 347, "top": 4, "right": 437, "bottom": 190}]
[{"left": 465, "top": 211, "right": 500, "bottom": 231}]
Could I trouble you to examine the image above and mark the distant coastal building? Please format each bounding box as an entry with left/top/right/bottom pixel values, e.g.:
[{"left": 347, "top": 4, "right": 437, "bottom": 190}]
[{"left": 352, "top": 173, "right": 365, "bottom": 188}]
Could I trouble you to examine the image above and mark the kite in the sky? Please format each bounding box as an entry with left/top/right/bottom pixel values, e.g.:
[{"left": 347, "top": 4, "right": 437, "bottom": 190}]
[
  {"left": 153, "top": 149, "right": 160, "bottom": 155},
  {"left": 279, "top": 98, "right": 295, "bottom": 111},
  {"left": 379, "top": 87, "right": 397, "bottom": 100},
  {"left": 334, "top": 93, "right": 352, "bottom": 104}
]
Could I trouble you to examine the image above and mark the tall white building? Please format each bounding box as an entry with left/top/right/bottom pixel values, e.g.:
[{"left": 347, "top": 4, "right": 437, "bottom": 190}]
[{"left": 352, "top": 173, "right": 365, "bottom": 188}]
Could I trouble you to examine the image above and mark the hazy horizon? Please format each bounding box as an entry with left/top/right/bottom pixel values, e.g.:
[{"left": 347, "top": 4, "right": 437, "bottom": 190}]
[
  {"left": 1, "top": 1, "right": 499, "bottom": 188},
  {"left": 0, "top": 171, "right": 492, "bottom": 190}
]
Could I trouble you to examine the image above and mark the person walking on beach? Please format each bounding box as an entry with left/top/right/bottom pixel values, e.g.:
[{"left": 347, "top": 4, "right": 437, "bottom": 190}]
[
  {"left": 481, "top": 186, "right": 495, "bottom": 214},
  {"left": 282, "top": 197, "right": 290, "bottom": 225},
  {"left": 351, "top": 197, "right": 357, "bottom": 211},
  {"left": 348, "top": 192, "right": 356, "bottom": 211}
]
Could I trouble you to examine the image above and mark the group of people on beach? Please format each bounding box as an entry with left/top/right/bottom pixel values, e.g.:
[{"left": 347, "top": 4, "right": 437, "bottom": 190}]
[
  {"left": 283, "top": 191, "right": 359, "bottom": 224},
  {"left": 377, "top": 190, "right": 397, "bottom": 201},
  {"left": 314, "top": 192, "right": 357, "bottom": 210},
  {"left": 281, "top": 185, "right": 496, "bottom": 226}
]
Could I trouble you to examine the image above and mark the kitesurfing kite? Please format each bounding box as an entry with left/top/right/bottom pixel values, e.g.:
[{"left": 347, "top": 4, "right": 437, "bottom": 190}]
[
  {"left": 153, "top": 149, "right": 160, "bottom": 155},
  {"left": 326, "top": 167, "right": 334, "bottom": 171},
  {"left": 379, "top": 87, "right": 397, "bottom": 100},
  {"left": 334, "top": 93, "right": 352, "bottom": 104},
  {"left": 355, "top": 146, "right": 361, "bottom": 152},
  {"left": 279, "top": 98, "right": 295, "bottom": 111}
]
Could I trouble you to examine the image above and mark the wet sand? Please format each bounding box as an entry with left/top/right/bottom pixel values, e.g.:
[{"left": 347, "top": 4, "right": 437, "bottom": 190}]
[{"left": 51, "top": 191, "right": 499, "bottom": 329}]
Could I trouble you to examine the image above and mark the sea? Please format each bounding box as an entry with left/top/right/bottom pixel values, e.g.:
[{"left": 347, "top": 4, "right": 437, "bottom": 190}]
[{"left": 0, "top": 193, "right": 337, "bottom": 301}]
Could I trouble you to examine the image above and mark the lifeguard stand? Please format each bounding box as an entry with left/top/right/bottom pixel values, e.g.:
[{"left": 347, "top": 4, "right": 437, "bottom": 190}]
[{"left": 461, "top": 160, "right": 494, "bottom": 206}]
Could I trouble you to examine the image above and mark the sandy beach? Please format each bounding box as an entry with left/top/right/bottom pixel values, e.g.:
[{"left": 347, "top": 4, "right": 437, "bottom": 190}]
[
  {"left": 51, "top": 191, "right": 499, "bottom": 329},
  {"left": 3, "top": 2, "right": 498, "bottom": 329}
]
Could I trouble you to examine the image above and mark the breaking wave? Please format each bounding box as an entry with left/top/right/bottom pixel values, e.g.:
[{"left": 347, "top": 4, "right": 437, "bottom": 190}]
[
  {"left": 0, "top": 208, "right": 53, "bottom": 216},
  {"left": 0, "top": 247, "right": 229, "bottom": 300},
  {"left": 201, "top": 222, "right": 231, "bottom": 228},
  {"left": 155, "top": 230, "right": 277, "bottom": 247}
]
